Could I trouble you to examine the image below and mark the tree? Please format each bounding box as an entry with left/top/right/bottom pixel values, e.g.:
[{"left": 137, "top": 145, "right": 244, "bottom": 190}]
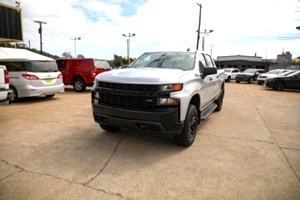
[
  {"left": 62, "top": 52, "right": 73, "bottom": 58},
  {"left": 77, "top": 54, "right": 85, "bottom": 58}
]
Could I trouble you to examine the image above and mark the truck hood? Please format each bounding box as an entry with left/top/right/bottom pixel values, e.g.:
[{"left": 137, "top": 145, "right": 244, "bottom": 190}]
[{"left": 96, "top": 68, "right": 191, "bottom": 84}]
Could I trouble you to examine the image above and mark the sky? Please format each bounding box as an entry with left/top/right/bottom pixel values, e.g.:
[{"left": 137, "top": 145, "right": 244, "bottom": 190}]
[{"left": 2, "top": 0, "right": 300, "bottom": 60}]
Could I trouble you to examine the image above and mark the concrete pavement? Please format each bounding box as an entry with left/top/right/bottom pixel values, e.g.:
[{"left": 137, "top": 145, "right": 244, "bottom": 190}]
[{"left": 0, "top": 83, "right": 299, "bottom": 199}]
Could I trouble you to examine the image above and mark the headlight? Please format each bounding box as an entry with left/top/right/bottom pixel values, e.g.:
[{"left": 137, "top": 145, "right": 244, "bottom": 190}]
[
  {"left": 160, "top": 84, "right": 182, "bottom": 92},
  {"left": 158, "top": 98, "right": 180, "bottom": 106}
]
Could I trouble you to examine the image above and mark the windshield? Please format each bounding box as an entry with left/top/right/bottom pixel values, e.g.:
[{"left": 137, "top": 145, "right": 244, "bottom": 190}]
[
  {"left": 129, "top": 52, "right": 196, "bottom": 70},
  {"left": 243, "top": 69, "right": 258, "bottom": 73},
  {"left": 29, "top": 61, "right": 58, "bottom": 72},
  {"left": 94, "top": 60, "right": 110, "bottom": 69},
  {"left": 267, "top": 70, "right": 283, "bottom": 74},
  {"left": 280, "top": 71, "right": 296, "bottom": 76}
]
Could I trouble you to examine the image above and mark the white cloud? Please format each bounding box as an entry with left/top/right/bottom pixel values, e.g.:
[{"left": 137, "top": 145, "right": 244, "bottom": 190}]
[{"left": 2, "top": 0, "right": 300, "bottom": 60}]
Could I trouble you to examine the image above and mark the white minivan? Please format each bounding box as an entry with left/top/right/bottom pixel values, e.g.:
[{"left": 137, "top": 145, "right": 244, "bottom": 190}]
[{"left": 0, "top": 47, "right": 64, "bottom": 102}]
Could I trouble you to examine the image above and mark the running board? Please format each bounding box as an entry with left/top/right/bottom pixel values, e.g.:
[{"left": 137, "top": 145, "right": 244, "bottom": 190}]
[{"left": 201, "top": 103, "right": 217, "bottom": 120}]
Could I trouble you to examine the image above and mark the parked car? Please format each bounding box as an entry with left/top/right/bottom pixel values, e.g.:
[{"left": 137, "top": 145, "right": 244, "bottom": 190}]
[
  {"left": 0, "top": 65, "right": 11, "bottom": 104},
  {"left": 0, "top": 47, "right": 64, "bottom": 102},
  {"left": 257, "top": 69, "right": 289, "bottom": 85},
  {"left": 224, "top": 68, "right": 240, "bottom": 82},
  {"left": 264, "top": 70, "right": 300, "bottom": 91},
  {"left": 56, "top": 58, "right": 111, "bottom": 92},
  {"left": 235, "top": 68, "right": 265, "bottom": 84}
]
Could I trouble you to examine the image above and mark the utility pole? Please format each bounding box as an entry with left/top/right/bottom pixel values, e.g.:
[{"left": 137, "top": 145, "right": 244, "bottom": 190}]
[
  {"left": 196, "top": 3, "right": 202, "bottom": 50},
  {"left": 33, "top": 20, "right": 47, "bottom": 54}
]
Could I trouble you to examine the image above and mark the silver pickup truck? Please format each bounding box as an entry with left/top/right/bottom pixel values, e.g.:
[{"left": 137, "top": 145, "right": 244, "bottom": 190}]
[
  {"left": 0, "top": 65, "right": 11, "bottom": 104},
  {"left": 92, "top": 51, "right": 225, "bottom": 147}
]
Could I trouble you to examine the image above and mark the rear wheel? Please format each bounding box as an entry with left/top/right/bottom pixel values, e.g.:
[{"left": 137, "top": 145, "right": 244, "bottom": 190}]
[
  {"left": 100, "top": 124, "right": 121, "bottom": 132},
  {"left": 8, "top": 86, "right": 18, "bottom": 102},
  {"left": 174, "top": 104, "right": 198, "bottom": 147},
  {"left": 273, "top": 81, "right": 285, "bottom": 91},
  {"left": 73, "top": 78, "right": 86, "bottom": 92}
]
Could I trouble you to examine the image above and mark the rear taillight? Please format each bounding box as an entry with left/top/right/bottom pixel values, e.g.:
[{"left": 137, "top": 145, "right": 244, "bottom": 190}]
[
  {"left": 92, "top": 70, "right": 96, "bottom": 77},
  {"left": 22, "top": 74, "right": 39, "bottom": 80},
  {"left": 4, "top": 69, "right": 9, "bottom": 84},
  {"left": 57, "top": 73, "right": 63, "bottom": 78}
]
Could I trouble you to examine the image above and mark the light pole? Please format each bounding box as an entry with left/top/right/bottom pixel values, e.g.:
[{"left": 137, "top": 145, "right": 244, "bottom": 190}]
[
  {"left": 122, "top": 33, "right": 136, "bottom": 65},
  {"left": 201, "top": 29, "right": 213, "bottom": 51},
  {"left": 70, "top": 37, "right": 81, "bottom": 58}
]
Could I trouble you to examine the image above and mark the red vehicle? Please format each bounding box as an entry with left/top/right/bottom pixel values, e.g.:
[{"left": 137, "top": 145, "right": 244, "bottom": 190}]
[{"left": 56, "top": 58, "right": 111, "bottom": 92}]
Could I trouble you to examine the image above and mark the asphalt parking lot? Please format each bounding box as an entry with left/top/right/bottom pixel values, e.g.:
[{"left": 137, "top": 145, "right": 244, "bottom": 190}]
[{"left": 0, "top": 83, "right": 300, "bottom": 200}]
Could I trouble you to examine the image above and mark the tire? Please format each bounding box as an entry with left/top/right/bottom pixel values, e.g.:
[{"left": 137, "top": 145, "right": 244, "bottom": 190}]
[
  {"left": 45, "top": 94, "right": 55, "bottom": 98},
  {"left": 174, "top": 104, "right": 198, "bottom": 147},
  {"left": 214, "top": 89, "right": 224, "bottom": 112},
  {"left": 73, "top": 78, "right": 86, "bottom": 92},
  {"left": 100, "top": 124, "right": 121, "bottom": 132},
  {"left": 236, "top": 80, "right": 240, "bottom": 83},
  {"left": 273, "top": 82, "right": 285, "bottom": 91},
  {"left": 225, "top": 76, "right": 231, "bottom": 82},
  {"left": 8, "top": 86, "right": 18, "bottom": 102},
  {"left": 248, "top": 78, "right": 253, "bottom": 84}
]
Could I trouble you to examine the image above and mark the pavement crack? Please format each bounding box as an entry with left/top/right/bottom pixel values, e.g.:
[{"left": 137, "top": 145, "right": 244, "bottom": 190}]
[
  {"left": 0, "top": 158, "right": 24, "bottom": 181},
  {"left": 280, "top": 147, "right": 300, "bottom": 151},
  {"left": 83, "top": 133, "right": 127, "bottom": 186}
]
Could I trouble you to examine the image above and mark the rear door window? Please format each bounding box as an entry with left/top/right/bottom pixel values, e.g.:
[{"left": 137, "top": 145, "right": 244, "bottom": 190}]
[
  {"left": 56, "top": 60, "right": 66, "bottom": 69},
  {"left": 94, "top": 60, "right": 110, "bottom": 69}
]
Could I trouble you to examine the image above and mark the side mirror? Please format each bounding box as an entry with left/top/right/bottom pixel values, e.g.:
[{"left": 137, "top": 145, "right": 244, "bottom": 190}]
[
  {"left": 202, "top": 67, "right": 217, "bottom": 78},
  {"left": 203, "top": 67, "right": 217, "bottom": 75}
]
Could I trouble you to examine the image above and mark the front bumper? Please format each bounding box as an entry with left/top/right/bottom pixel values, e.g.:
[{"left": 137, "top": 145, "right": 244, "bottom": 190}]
[
  {"left": 257, "top": 80, "right": 265, "bottom": 85},
  {"left": 236, "top": 76, "right": 251, "bottom": 82},
  {"left": 92, "top": 99, "right": 184, "bottom": 135}
]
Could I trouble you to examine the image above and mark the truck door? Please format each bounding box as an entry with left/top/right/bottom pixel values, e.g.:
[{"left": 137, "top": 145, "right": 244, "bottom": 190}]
[{"left": 198, "top": 53, "right": 217, "bottom": 109}]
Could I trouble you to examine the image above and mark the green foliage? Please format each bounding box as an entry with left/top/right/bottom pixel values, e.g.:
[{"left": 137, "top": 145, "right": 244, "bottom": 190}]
[
  {"left": 61, "top": 52, "right": 73, "bottom": 58},
  {"left": 77, "top": 54, "right": 85, "bottom": 58}
]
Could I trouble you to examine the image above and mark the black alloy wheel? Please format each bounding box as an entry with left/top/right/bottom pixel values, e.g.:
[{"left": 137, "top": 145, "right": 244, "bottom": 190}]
[{"left": 174, "top": 104, "right": 198, "bottom": 147}]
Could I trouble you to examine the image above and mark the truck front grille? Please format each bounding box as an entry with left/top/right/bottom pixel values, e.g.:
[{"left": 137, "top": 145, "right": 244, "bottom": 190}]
[{"left": 97, "top": 81, "right": 163, "bottom": 110}]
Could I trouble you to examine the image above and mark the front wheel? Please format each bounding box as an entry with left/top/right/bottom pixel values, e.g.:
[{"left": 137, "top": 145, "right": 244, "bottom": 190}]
[
  {"left": 235, "top": 80, "right": 240, "bottom": 83},
  {"left": 248, "top": 78, "right": 253, "bottom": 84},
  {"left": 273, "top": 82, "right": 285, "bottom": 91},
  {"left": 100, "top": 124, "right": 121, "bottom": 132},
  {"left": 73, "top": 78, "right": 86, "bottom": 92},
  {"left": 225, "top": 76, "right": 231, "bottom": 82},
  {"left": 174, "top": 104, "right": 198, "bottom": 147}
]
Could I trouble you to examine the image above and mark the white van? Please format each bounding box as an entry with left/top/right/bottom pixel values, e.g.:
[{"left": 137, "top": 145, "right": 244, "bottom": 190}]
[{"left": 0, "top": 47, "right": 64, "bottom": 102}]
